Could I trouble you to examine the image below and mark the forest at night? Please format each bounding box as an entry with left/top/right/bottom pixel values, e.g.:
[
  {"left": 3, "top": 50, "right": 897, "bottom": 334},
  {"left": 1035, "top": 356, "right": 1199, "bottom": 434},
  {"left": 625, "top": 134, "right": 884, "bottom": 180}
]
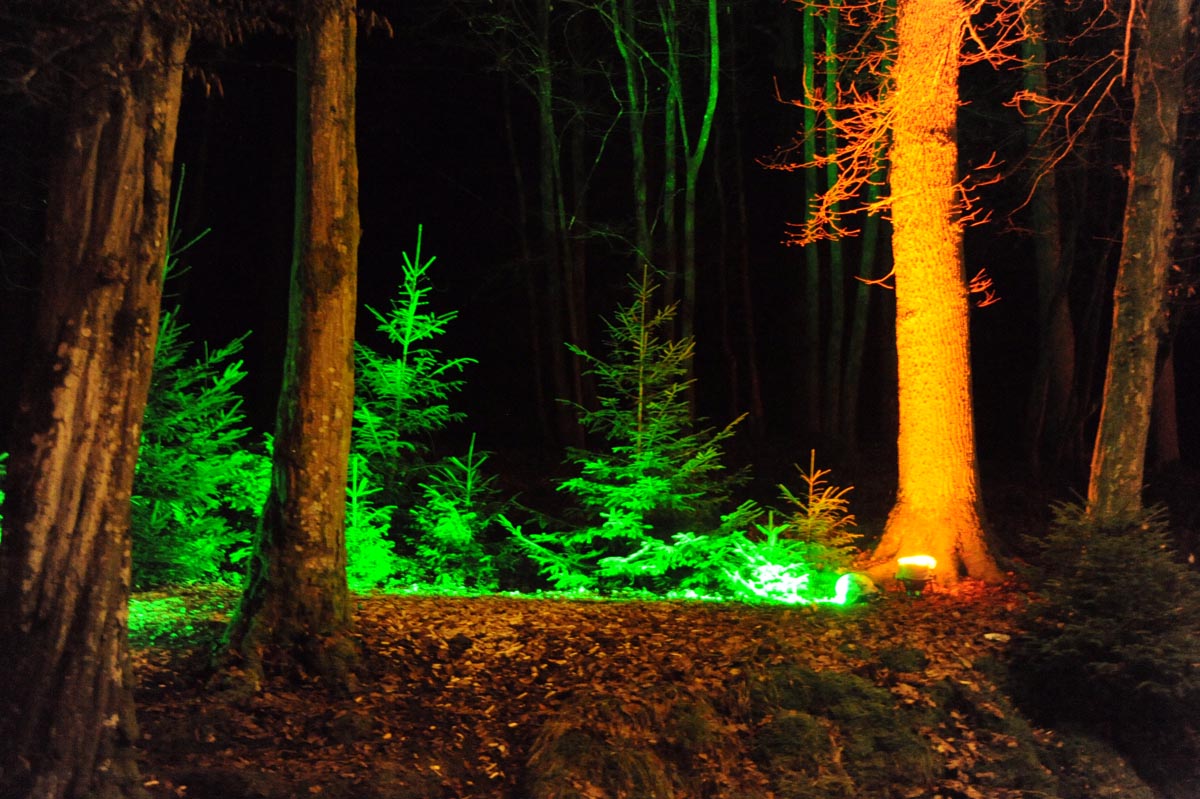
[{"left": 1, "top": 1, "right": 1199, "bottom": 798}]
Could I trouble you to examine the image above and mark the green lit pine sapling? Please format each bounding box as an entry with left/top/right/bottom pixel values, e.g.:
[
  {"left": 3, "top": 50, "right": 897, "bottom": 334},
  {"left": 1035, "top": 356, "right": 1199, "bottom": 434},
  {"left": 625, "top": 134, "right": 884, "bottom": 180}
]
[
  {"left": 407, "top": 434, "right": 505, "bottom": 592},
  {"left": 350, "top": 226, "right": 480, "bottom": 590},
  {"left": 132, "top": 312, "right": 269, "bottom": 587},
  {"left": 777, "top": 450, "right": 860, "bottom": 574},
  {"left": 344, "top": 452, "right": 402, "bottom": 592},
  {"left": 354, "top": 225, "right": 476, "bottom": 501},
  {"left": 131, "top": 187, "right": 269, "bottom": 588},
  {"left": 513, "top": 267, "right": 752, "bottom": 593}
]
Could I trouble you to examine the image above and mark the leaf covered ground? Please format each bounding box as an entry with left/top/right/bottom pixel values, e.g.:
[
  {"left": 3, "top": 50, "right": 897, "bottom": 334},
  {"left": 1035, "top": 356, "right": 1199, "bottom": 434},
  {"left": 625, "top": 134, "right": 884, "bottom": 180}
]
[{"left": 131, "top": 582, "right": 1154, "bottom": 799}]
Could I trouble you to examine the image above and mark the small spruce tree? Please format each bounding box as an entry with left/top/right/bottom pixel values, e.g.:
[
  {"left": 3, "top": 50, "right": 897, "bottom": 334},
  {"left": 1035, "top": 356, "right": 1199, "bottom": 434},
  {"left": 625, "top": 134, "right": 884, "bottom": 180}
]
[
  {"left": 1011, "top": 503, "right": 1200, "bottom": 793},
  {"left": 354, "top": 225, "right": 475, "bottom": 497},
  {"left": 132, "top": 309, "right": 270, "bottom": 586},
  {"left": 351, "top": 226, "right": 491, "bottom": 589},
  {"left": 516, "top": 268, "right": 750, "bottom": 592}
]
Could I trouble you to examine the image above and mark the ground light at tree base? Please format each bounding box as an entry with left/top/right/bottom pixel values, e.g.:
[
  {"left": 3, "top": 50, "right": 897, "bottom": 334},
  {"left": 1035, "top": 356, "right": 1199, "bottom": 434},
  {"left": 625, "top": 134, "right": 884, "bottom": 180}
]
[{"left": 896, "top": 555, "right": 936, "bottom": 595}]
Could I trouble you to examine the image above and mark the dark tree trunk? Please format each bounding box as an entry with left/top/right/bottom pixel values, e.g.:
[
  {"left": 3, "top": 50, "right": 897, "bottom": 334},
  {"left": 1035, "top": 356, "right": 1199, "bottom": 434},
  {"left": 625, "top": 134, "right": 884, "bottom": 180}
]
[
  {"left": 1020, "top": 0, "right": 1075, "bottom": 476},
  {"left": 1087, "top": 0, "right": 1189, "bottom": 521},
  {"left": 0, "top": 11, "right": 188, "bottom": 799},
  {"left": 226, "top": 0, "right": 359, "bottom": 688}
]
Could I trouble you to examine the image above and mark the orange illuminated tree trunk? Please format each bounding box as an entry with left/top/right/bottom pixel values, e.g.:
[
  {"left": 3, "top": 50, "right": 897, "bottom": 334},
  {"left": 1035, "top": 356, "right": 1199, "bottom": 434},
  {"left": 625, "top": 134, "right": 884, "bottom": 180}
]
[
  {"left": 868, "top": 0, "right": 1002, "bottom": 584},
  {"left": 226, "top": 0, "right": 359, "bottom": 687}
]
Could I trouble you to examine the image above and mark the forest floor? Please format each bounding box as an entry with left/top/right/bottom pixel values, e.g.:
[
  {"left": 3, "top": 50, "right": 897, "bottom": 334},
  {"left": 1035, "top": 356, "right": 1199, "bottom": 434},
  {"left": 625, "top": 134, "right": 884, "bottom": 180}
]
[{"left": 130, "top": 580, "right": 1160, "bottom": 799}]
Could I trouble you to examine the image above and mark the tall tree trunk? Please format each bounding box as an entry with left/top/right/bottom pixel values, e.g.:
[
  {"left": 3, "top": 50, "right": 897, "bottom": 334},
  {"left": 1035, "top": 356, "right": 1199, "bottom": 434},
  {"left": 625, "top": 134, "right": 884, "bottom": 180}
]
[
  {"left": 727, "top": 41, "right": 766, "bottom": 437},
  {"left": 500, "top": 69, "right": 552, "bottom": 441},
  {"left": 0, "top": 12, "right": 188, "bottom": 798},
  {"left": 1087, "top": 0, "right": 1189, "bottom": 521},
  {"left": 823, "top": 2, "right": 846, "bottom": 440},
  {"left": 677, "top": 0, "right": 719, "bottom": 351},
  {"left": 613, "top": 0, "right": 653, "bottom": 267},
  {"left": 1020, "top": 0, "right": 1075, "bottom": 476},
  {"left": 869, "top": 0, "right": 1001, "bottom": 584},
  {"left": 800, "top": 0, "right": 823, "bottom": 433},
  {"left": 1151, "top": 347, "right": 1181, "bottom": 468},
  {"left": 227, "top": 0, "right": 359, "bottom": 687},
  {"left": 841, "top": 164, "right": 888, "bottom": 454}
]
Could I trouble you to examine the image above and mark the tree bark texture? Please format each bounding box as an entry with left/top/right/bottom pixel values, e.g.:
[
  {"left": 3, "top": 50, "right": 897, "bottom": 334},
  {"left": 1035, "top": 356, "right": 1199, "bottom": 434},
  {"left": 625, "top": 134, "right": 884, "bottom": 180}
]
[
  {"left": 0, "top": 12, "right": 188, "bottom": 799},
  {"left": 870, "top": 0, "right": 1001, "bottom": 584},
  {"left": 1087, "top": 0, "right": 1189, "bottom": 522},
  {"left": 228, "top": 0, "right": 360, "bottom": 686}
]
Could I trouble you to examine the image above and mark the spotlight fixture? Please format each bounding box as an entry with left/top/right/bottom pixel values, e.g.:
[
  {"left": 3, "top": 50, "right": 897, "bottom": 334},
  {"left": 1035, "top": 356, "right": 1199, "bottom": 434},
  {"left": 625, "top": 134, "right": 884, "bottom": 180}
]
[{"left": 896, "top": 555, "right": 936, "bottom": 595}]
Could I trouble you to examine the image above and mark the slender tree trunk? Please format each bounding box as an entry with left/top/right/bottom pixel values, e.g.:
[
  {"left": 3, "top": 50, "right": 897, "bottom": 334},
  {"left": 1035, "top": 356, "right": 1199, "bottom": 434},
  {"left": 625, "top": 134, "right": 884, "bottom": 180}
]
[
  {"left": 841, "top": 165, "right": 887, "bottom": 453},
  {"left": 840, "top": 0, "right": 893, "bottom": 455},
  {"left": 500, "top": 71, "right": 552, "bottom": 442},
  {"left": 613, "top": 0, "right": 653, "bottom": 267},
  {"left": 869, "top": 0, "right": 1001, "bottom": 584},
  {"left": 677, "top": 0, "right": 719, "bottom": 349},
  {"left": 0, "top": 12, "right": 188, "bottom": 798},
  {"left": 823, "top": 2, "right": 846, "bottom": 440},
  {"left": 801, "top": 0, "right": 822, "bottom": 433},
  {"left": 1151, "top": 347, "right": 1181, "bottom": 468},
  {"left": 1087, "top": 0, "right": 1189, "bottom": 521},
  {"left": 533, "top": 2, "right": 578, "bottom": 446},
  {"left": 227, "top": 0, "right": 359, "bottom": 687},
  {"left": 727, "top": 44, "right": 766, "bottom": 436},
  {"left": 1020, "top": 0, "right": 1075, "bottom": 475}
]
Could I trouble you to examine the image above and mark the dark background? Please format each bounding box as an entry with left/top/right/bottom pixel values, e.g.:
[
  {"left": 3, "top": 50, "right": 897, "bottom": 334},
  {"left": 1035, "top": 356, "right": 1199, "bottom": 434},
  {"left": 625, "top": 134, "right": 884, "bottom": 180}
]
[{"left": 1, "top": 0, "right": 1197, "bottom": 506}]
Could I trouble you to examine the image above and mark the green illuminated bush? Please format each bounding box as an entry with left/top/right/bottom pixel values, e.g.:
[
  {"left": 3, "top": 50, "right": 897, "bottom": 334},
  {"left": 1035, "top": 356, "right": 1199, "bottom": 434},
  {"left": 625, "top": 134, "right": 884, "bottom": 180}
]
[
  {"left": 513, "top": 269, "right": 757, "bottom": 594},
  {"left": 406, "top": 434, "right": 504, "bottom": 591},
  {"left": 352, "top": 226, "right": 506, "bottom": 591},
  {"left": 132, "top": 309, "right": 269, "bottom": 587},
  {"left": 345, "top": 452, "right": 401, "bottom": 592},
  {"left": 1010, "top": 503, "right": 1200, "bottom": 794},
  {"left": 354, "top": 225, "right": 475, "bottom": 498}
]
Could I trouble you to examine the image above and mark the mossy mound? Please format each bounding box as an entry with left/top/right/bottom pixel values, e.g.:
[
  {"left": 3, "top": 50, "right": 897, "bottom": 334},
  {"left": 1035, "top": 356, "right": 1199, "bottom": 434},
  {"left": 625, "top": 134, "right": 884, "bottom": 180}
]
[
  {"left": 524, "top": 684, "right": 767, "bottom": 799},
  {"left": 748, "top": 664, "right": 937, "bottom": 799}
]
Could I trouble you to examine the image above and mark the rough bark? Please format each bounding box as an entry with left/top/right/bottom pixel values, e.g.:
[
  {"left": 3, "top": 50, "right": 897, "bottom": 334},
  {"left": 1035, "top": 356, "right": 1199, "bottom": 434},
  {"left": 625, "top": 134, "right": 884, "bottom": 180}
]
[
  {"left": 226, "top": 0, "right": 359, "bottom": 688},
  {"left": 1087, "top": 0, "right": 1188, "bottom": 522},
  {"left": 0, "top": 11, "right": 188, "bottom": 799},
  {"left": 869, "top": 0, "right": 1002, "bottom": 584}
]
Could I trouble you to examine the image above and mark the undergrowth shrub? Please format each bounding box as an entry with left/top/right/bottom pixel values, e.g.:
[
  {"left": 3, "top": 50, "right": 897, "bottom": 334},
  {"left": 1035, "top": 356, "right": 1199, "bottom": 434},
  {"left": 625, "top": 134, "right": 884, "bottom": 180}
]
[
  {"left": 345, "top": 453, "right": 401, "bottom": 592},
  {"left": 132, "top": 309, "right": 270, "bottom": 587},
  {"left": 1010, "top": 503, "right": 1200, "bottom": 794},
  {"left": 406, "top": 434, "right": 505, "bottom": 591},
  {"left": 510, "top": 270, "right": 858, "bottom": 603},
  {"left": 352, "top": 226, "right": 507, "bottom": 592},
  {"left": 511, "top": 268, "right": 753, "bottom": 594}
]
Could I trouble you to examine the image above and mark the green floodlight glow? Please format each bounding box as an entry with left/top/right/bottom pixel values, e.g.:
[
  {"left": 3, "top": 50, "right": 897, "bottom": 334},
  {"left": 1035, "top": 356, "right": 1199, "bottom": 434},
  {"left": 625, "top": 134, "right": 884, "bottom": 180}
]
[{"left": 726, "top": 559, "right": 854, "bottom": 606}]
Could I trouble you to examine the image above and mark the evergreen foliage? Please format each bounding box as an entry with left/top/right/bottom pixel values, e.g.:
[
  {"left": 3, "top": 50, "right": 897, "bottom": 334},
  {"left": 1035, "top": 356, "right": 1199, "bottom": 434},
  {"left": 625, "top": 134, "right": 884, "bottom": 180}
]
[
  {"left": 407, "top": 434, "right": 504, "bottom": 591},
  {"left": 513, "top": 268, "right": 748, "bottom": 592},
  {"left": 513, "top": 268, "right": 844, "bottom": 596},
  {"left": 1010, "top": 503, "right": 1200, "bottom": 793},
  {"left": 344, "top": 453, "right": 401, "bottom": 592},
  {"left": 354, "top": 225, "right": 476, "bottom": 496},
  {"left": 350, "top": 226, "right": 500, "bottom": 591},
  {"left": 776, "top": 451, "right": 860, "bottom": 574},
  {"left": 559, "top": 268, "right": 744, "bottom": 533},
  {"left": 132, "top": 309, "right": 270, "bottom": 587}
]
